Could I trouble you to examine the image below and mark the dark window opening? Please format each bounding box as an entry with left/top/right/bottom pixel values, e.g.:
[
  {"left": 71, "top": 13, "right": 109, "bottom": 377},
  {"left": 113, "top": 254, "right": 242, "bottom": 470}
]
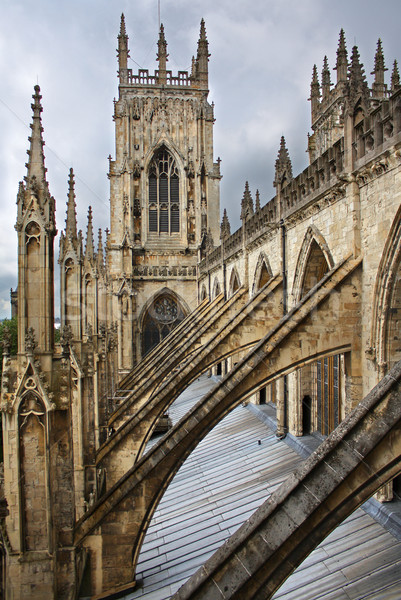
[{"left": 148, "top": 147, "right": 180, "bottom": 235}]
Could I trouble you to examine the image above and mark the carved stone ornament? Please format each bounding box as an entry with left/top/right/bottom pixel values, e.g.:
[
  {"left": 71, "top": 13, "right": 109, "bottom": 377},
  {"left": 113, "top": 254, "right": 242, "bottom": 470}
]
[
  {"left": 133, "top": 160, "right": 141, "bottom": 179},
  {"left": 153, "top": 297, "right": 178, "bottom": 324},
  {"left": 1, "top": 327, "right": 12, "bottom": 356},
  {"left": 60, "top": 324, "right": 73, "bottom": 353},
  {"left": 25, "top": 327, "right": 36, "bottom": 355}
]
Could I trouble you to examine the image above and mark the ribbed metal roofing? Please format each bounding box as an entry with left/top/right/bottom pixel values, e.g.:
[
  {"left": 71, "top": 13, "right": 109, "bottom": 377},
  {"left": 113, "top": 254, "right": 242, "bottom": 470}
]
[{"left": 125, "top": 376, "right": 401, "bottom": 600}]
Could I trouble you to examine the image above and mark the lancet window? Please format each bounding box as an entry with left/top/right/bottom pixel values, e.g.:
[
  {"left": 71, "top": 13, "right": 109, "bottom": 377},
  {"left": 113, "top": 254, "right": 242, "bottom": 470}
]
[{"left": 148, "top": 147, "right": 180, "bottom": 234}]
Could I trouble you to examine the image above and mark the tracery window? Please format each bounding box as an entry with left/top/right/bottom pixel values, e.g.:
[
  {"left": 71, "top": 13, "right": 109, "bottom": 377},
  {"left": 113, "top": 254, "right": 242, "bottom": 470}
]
[
  {"left": 148, "top": 147, "right": 180, "bottom": 234},
  {"left": 142, "top": 293, "right": 185, "bottom": 356}
]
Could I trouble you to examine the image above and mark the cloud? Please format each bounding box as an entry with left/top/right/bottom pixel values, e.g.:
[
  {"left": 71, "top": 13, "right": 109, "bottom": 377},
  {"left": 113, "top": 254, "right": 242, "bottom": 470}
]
[{"left": 0, "top": 0, "right": 400, "bottom": 318}]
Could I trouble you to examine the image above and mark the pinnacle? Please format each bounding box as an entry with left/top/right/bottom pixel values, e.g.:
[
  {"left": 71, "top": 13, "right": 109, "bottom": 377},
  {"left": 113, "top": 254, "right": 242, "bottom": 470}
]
[
  {"left": 372, "top": 38, "right": 387, "bottom": 75},
  {"left": 26, "top": 84, "right": 47, "bottom": 185},
  {"left": 66, "top": 167, "right": 78, "bottom": 239},
  {"left": 97, "top": 228, "right": 104, "bottom": 268},
  {"left": 119, "top": 13, "right": 126, "bottom": 37},
  {"left": 220, "top": 208, "right": 231, "bottom": 239},
  {"left": 199, "top": 18, "right": 207, "bottom": 41},
  {"left": 275, "top": 136, "right": 293, "bottom": 186},
  {"left": 337, "top": 29, "right": 347, "bottom": 57},
  {"left": 335, "top": 29, "right": 348, "bottom": 82},
  {"left": 392, "top": 59, "right": 400, "bottom": 90},
  {"left": 310, "top": 65, "right": 321, "bottom": 98},
  {"left": 85, "top": 206, "right": 95, "bottom": 259},
  {"left": 349, "top": 45, "right": 367, "bottom": 83}
]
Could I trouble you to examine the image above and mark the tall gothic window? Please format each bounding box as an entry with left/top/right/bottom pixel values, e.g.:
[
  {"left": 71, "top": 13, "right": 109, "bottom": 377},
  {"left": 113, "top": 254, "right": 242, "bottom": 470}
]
[{"left": 148, "top": 147, "right": 180, "bottom": 234}]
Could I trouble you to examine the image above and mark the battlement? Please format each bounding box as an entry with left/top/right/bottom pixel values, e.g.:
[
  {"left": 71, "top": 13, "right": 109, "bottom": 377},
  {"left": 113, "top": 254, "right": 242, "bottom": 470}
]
[
  {"left": 120, "top": 68, "right": 192, "bottom": 88},
  {"left": 117, "top": 15, "right": 209, "bottom": 91}
]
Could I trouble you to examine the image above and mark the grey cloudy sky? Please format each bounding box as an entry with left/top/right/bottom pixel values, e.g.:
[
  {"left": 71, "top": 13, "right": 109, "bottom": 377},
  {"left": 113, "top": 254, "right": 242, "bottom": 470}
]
[{"left": 0, "top": 0, "right": 400, "bottom": 318}]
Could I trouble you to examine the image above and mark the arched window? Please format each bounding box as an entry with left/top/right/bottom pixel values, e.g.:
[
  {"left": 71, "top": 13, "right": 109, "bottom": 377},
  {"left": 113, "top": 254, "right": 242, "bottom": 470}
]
[
  {"left": 142, "top": 293, "right": 185, "bottom": 356},
  {"left": 149, "top": 147, "right": 180, "bottom": 235}
]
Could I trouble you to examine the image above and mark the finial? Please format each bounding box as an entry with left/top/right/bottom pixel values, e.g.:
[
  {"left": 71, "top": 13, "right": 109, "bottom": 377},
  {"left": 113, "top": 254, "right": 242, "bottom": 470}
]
[
  {"left": 335, "top": 28, "right": 348, "bottom": 83},
  {"left": 274, "top": 136, "right": 293, "bottom": 189},
  {"left": 97, "top": 228, "right": 104, "bottom": 270},
  {"left": 391, "top": 59, "right": 400, "bottom": 91},
  {"left": 119, "top": 13, "right": 126, "bottom": 37},
  {"left": 321, "top": 56, "right": 332, "bottom": 99},
  {"left": 157, "top": 23, "right": 168, "bottom": 83},
  {"left": 371, "top": 38, "right": 387, "bottom": 98},
  {"left": 65, "top": 168, "right": 78, "bottom": 239},
  {"left": 349, "top": 45, "right": 367, "bottom": 83},
  {"left": 117, "top": 13, "right": 130, "bottom": 77},
  {"left": 255, "top": 190, "right": 261, "bottom": 212},
  {"left": 26, "top": 85, "right": 47, "bottom": 186},
  {"left": 348, "top": 45, "right": 369, "bottom": 107},
  {"left": 85, "top": 206, "right": 95, "bottom": 259},
  {"left": 310, "top": 64, "right": 321, "bottom": 97},
  {"left": 195, "top": 18, "right": 210, "bottom": 87},
  {"left": 220, "top": 209, "right": 231, "bottom": 240},
  {"left": 240, "top": 181, "right": 254, "bottom": 222}
]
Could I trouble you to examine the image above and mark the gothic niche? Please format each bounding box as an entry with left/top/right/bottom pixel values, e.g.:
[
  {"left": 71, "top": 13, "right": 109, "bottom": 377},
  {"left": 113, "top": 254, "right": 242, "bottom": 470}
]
[
  {"left": 25, "top": 221, "right": 41, "bottom": 328},
  {"left": 142, "top": 293, "right": 185, "bottom": 356},
  {"left": 18, "top": 392, "right": 48, "bottom": 551}
]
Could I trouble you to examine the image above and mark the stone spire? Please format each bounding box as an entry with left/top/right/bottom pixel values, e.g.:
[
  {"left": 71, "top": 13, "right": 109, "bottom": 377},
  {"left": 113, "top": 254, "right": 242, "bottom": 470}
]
[
  {"left": 85, "top": 206, "right": 95, "bottom": 260},
  {"left": 196, "top": 19, "right": 209, "bottom": 88},
  {"left": 255, "top": 190, "right": 261, "bottom": 212},
  {"left": 347, "top": 45, "right": 370, "bottom": 108},
  {"left": 65, "top": 168, "right": 78, "bottom": 239},
  {"left": 391, "top": 59, "right": 400, "bottom": 91},
  {"left": 157, "top": 23, "right": 168, "bottom": 84},
  {"left": 309, "top": 64, "right": 321, "bottom": 120},
  {"left": 371, "top": 39, "right": 387, "bottom": 98},
  {"left": 117, "top": 13, "right": 129, "bottom": 75},
  {"left": 274, "top": 136, "right": 293, "bottom": 188},
  {"left": 335, "top": 29, "right": 348, "bottom": 83},
  {"left": 25, "top": 85, "right": 47, "bottom": 187},
  {"left": 220, "top": 209, "right": 231, "bottom": 240},
  {"left": 240, "top": 181, "right": 254, "bottom": 222},
  {"left": 97, "top": 228, "right": 104, "bottom": 271},
  {"left": 321, "top": 56, "right": 332, "bottom": 100}
]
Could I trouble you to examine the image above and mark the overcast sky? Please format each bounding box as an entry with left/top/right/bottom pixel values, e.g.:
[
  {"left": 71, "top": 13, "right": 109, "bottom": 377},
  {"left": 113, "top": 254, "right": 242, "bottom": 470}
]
[{"left": 1, "top": 0, "right": 400, "bottom": 319}]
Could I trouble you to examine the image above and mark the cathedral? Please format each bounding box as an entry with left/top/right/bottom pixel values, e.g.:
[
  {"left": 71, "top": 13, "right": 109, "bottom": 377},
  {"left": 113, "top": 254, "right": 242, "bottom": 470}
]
[{"left": 1, "top": 13, "right": 401, "bottom": 600}]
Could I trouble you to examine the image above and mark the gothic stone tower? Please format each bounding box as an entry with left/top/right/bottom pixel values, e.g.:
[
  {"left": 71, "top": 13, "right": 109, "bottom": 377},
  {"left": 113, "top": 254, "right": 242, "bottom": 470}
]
[{"left": 108, "top": 15, "right": 221, "bottom": 370}]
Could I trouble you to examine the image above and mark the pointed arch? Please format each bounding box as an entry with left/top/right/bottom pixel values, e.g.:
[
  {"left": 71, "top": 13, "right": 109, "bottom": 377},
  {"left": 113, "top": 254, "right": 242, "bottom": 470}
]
[
  {"left": 145, "top": 141, "right": 185, "bottom": 238},
  {"left": 18, "top": 392, "right": 49, "bottom": 551},
  {"left": 140, "top": 288, "right": 189, "bottom": 356},
  {"left": 212, "top": 278, "right": 221, "bottom": 299},
  {"left": 200, "top": 284, "right": 208, "bottom": 302},
  {"left": 292, "top": 226, "right": 334, "bottom": 302},
  {"left": 371, "top": 204, "right": 401, "bottom": 373},
  {"left": 228, "top": 267, "right": 241, "bottom": 297},
  {"left": 252, "top": 252, "right": 273, "bottom": 296}
]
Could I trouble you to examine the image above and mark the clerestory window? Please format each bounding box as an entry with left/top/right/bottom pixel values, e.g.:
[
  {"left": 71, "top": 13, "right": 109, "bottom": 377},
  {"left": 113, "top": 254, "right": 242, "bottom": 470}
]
[{"left": 148, "top": 147, "right": 180, "bottom": 234}]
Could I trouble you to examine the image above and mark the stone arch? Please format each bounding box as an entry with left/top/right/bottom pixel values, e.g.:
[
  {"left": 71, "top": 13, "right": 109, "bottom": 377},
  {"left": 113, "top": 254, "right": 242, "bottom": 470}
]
[
  {"left": 140, "top": 288, "right": 189, "bottom": 356},
  {"left": 200, "top": 284, "right": 208, "bottom": 302},
  {"left": 252, "top": 252, "right": 273, "bottom": 296},
  {"left": 18, "top": 392, "right": 49, "bottom": 551},
  {"left": 212, "top": 278, "right": 221, "bottom": 299},
  {"left": 371, "top": 203, "right": 401, "bottom": 374},
  {"left": 292, "top": 227, "right": 336, "bottom": 438},
  {"left": 292, "top": 226, "right": 334, "bottom": 302},
  {"left": 228, "top": 267, "right": 241, "bottom": 297}
]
